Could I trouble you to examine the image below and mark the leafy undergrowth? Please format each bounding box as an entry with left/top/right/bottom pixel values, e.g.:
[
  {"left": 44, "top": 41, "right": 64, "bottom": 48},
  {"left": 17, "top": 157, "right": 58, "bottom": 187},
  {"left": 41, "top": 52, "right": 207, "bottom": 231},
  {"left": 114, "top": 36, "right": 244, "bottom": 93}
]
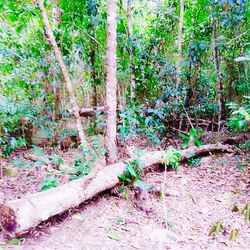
[
  {"left": 0, "top": 151, "right": 249, "bottom": 249},
  {"left": 0, "top": 148, "right": 80, "bottom": 200}
]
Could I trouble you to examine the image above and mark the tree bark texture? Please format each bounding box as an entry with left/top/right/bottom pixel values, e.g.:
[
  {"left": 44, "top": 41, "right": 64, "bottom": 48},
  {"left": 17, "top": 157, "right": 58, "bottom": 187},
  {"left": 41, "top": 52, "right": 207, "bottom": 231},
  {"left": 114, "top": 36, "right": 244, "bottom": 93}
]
[
  {"left": 105, "top": 0, "right": 118, "bottom": 163},
  {"left": 52, "top": 0, "right": 61, "bottom": 147},
  {"left": 127, "top": 0, "right": 136, "bottom": 100},
  {"left": 52, "top": 0, "right": 61, "bottom": 28},
  {"left": 176, "top": 0, "right": 184, "bottom": 88},
  {"left": 0, "top": 144, "right": 233, "bottom": 235},
  {"left": 37, "top": 0, "right": 86, "bottom": 145},
  {"left": 88, "top": 0, "right": 98, "bottom": 108},
  {"left": 212, "top": 17, "right": 225, "bottom": 131}
]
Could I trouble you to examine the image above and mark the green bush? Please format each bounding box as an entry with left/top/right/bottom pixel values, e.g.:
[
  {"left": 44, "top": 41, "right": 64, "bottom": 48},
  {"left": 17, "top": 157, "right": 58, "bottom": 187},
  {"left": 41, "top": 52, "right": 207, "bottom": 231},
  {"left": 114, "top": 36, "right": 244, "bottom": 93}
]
[
  {"left": 118, "top": 102, "right": 163, "bottom": 146},
  {"left": 227, "top": 97, "right": 250, "bottom": 131},
  {"left": 0, "top": 95, "right": 36, "bottom": 157}
]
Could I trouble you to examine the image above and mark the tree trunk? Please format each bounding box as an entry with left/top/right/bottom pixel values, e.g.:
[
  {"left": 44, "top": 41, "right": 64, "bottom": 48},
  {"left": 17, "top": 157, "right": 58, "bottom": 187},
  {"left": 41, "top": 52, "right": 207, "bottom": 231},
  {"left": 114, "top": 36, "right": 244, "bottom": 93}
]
[
  {"left": 0, "top": 144, "right": 233, "bottom": 235},
  {"left": 127, "top": 0, "right": 136, "bottom": 100},
  {"left": 88, "top": 0, "right": 99, "bottom": 132},
  {"left": 52, "top": 0, "right": 61, "bottom": 144},
  {"left": 176, "top": 0, "right": 184, "bottom": 88},
  {"left": 88, "top": 0, "right": 98, "bottom": 108},
  {"left": 212, "top": 17, "right": 225, "bottom": 131},
  {"left": 105, "top": 0, "right": 118, "bottom": 163},
  {"left": 37, "top": 0, "right": 86, "bottom": 145},
  {"left": 52, "top": 0, "right": 61, "bottom": 29},
  {"left": 91, "top": 50, "right": 98, "bottom": 108}
]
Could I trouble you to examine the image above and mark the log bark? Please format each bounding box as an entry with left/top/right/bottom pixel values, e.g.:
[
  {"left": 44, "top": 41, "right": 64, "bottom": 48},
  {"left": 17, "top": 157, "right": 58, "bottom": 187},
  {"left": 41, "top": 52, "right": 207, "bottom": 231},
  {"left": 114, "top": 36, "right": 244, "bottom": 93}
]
[
  {"left": 37, "top": 0, "right": 86, "bottom": 145},
  {"left": 0, "top": 144, "right": 233, "bottom": 235},
  {"left": 77, "top": 107, "right": 120, "bottom": 117},
  {"left": 78, "top": 107, "right": 106, "bottom": 117},
  {"left": 23, "top": 154, "right": 50, "bottom": 165}
]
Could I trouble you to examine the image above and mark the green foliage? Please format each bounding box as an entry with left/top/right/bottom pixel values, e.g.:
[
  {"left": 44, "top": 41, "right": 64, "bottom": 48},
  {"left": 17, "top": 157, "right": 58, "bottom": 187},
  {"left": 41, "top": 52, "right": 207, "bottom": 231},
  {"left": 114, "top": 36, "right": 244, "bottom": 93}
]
[
  {"left": 0, "top": 0, "right": 249, "bottom": 153},
  {"left": 11, "top": 159, "right": 29, "bottom": 170},
  {"left": 234, "top": 154, "right": 250, "bottom": 171},
  {"left": 0, "top": 95, "right": 36, "bottom": 156},
  {"left": 227, "top": 97, "right": 250, "bottom": 131},
  {"left": 180, "top": 128, "right": 203, "bottom": 147},
  {"left": 31, "top": 145, "right": 47, "bottom": 157},
  {"left": 118, "top": 102, "right": 162, "bottom": 146},
  {"left": 187, "top": 157, "right": 201, "bottom": 168},
  {"left": 118, "top": 186, "right": 129, "bottom": 200},
  {"left": 86, "top": 112, "right": 106, "bottom": 135},
  {"left": 72, "top": 158, "right": 92, "bottom": 179},
  {"left": 210, "top": 0, "right": 248, "bottom": 28},
  {"left": 119, "top": 160, "right": 143, "bottom": 184},
  {"left": 119, "top": 159, "right": 149, "bottom": 190},
  {"left": 40, "top": 175, "right": 58, "bottom": 191},
  {"left": 70, "top": 136, "right": 105, "bottom": 179},
  {"left": 118, "top": 102, "right": 145, "bottom": 141},
  {"left": 240, "top": 140, "right": 250, "bottom": 151},
  {"left": 12, "top": 146, "right": 63, "bottom": 169},
  {"left": 0, "top": 137, "right": 27, "bottom": 158},
  {"left": 48, "top": 154, "right": 63, "bottom": 168},
  {"left": 32, "top": 146, "right": 63, "bottom": 167},
  {"left": 163, "top": 147, "right": 181, "bottom": 169},
  {"left": 2, "top": 237, "right": 24, "bottom": 246}
]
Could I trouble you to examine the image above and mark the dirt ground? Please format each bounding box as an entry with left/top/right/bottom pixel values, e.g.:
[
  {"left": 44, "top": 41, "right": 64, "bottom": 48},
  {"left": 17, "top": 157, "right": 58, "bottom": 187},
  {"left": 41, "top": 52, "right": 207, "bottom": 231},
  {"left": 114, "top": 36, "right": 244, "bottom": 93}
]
[{"left": 0, "top": 153, "right": 249, "bottom": 250}]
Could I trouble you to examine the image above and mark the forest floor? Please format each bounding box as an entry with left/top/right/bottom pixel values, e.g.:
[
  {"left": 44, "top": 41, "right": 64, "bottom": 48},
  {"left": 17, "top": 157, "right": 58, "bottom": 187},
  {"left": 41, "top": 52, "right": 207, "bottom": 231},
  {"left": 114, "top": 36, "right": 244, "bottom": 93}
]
[{"left": 0, "top": 136, "right": 249, "bottom": 250}]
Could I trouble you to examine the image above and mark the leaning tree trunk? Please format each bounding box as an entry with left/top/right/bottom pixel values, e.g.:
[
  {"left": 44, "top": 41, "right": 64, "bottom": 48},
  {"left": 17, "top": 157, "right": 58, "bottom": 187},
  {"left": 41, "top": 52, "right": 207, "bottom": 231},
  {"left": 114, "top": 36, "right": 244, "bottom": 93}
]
[
  {"left": 105, "top": 0, "right": 118, "bottom": 163},
  {"left": 127, "top": 0, "right": 136, "bottom": 100},
  {"left": 37, "top": 0, "right": 86, "bottom": 145},
  {"left": 176, "top": 0, "right": 184, "bottom": 88},
  {"left": 0, "top": 144, "right": 233, "bottom": 235}
]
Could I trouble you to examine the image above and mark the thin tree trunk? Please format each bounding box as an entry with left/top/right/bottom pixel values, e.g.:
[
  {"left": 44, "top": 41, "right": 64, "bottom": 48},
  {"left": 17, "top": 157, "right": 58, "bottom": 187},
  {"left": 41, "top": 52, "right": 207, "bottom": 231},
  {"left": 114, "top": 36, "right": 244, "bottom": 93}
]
[
  {"left": 105, "top": 0, "right": 118, "bottom": 163},
  {"left": 127, "top": 0, "right": 136, "bottom": 100},
  {"left": 88, "top": 0, "right": 98, "bottom": 108},
  {"left": 212, "top": 17, "right": 225, "bottom": 131},
  {"left": 90, "top": 39, "right": 98, "bottom": 130},
  {"left": 91, "top": 51, "right": 98, "bottom": 107},
  {"left": 52, "top": 0, "right": 61, "bottom": 125},
  {"left": 176, "top": 0, "right": 184, "bottom": 88},
  {"left": 52, "top": 0, "right": 61, "bottom": 29},
  {"left": 37, "top": 0, "right": 86, "bottom": 145}
]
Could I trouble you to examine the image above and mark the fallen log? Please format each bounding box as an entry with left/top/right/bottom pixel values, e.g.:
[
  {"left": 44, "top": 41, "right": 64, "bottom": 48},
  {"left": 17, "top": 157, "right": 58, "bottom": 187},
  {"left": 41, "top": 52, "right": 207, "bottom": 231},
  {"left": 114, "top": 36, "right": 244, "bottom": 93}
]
[
  {"left": 0, "top": 144, "right": 233, "bottom": 235},
  {"left": 70, "top": 106, "right": 121, "bottom": 117},
  {"left": 23, "top": 154, "right": 50, "bottom": 165},
  {"left": 78, "top": 107, "right": 106, "bottom": 117}
]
